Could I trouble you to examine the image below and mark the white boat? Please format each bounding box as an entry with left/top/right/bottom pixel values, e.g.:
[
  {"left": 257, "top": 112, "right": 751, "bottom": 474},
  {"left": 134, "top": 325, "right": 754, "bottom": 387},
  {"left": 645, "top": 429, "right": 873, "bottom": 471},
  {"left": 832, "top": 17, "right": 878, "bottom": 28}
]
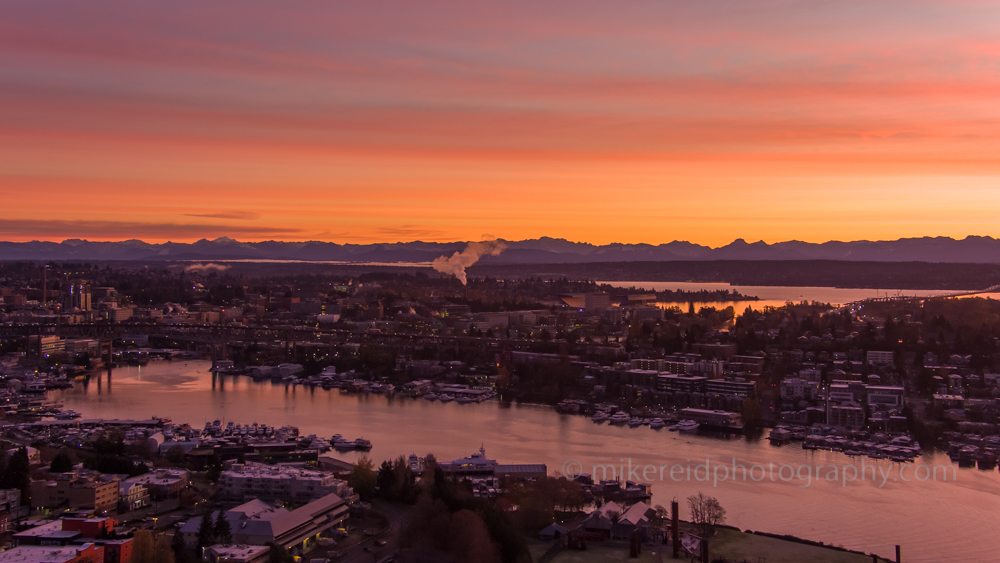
[
  {"left": 438, "top": 394, "right": 454, "bottom": 403},
  {"left": 591, "top": 412, "right": 609, "bottom": 423},
  {"left": 676, "top": 420, "right": 700, "bottom": 434},
  {"left": 354, "top": 438, "right": 373, "bottom": 450},
  {"left": 649, "top": 418, "right": 665, "bottom": 429},
  {"left": 455, "top": 396, "right": 473, "bottom": 404},
  {"left": 333, "top": 437, "right": 357, "bottom": 449},
  {"left": 423, "top": 393, "right": 438, "bottom": 401},
  {"left": 608, "top": 411, "right": 630, "bottom": 425},
  {"left": 628, "top": 417, "right": 643, "bottom": 428}
]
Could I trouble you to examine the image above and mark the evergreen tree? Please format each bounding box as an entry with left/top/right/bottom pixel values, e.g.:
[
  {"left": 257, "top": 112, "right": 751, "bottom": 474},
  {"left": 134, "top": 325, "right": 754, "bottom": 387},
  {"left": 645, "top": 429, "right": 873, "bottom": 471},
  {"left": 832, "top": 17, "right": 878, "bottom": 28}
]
[
  {"left": 0, "top": 448, "right": 31, "bottom": 505},
  {"left": 196, "top": 511, "right": 215, "bottom": 549},
  {"left": 171, "top": 528, "right": 189, "bottom": 563},
  {"left": 50, "top": 451, "right": 73, "bottom": 473},
  {"left": 214, "top": 509, "right": 232, "bottom": 544}
]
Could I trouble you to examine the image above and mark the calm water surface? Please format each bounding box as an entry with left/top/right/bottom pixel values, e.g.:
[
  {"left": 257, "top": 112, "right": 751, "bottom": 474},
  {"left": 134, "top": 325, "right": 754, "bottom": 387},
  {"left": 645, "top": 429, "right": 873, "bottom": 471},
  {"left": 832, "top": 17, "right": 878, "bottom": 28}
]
[
  {"left": 598, "top": 281, "right": 972, "bottom": 311},
  {"left": 52, "top": 361, "right": 1000, "bottom": 562}
]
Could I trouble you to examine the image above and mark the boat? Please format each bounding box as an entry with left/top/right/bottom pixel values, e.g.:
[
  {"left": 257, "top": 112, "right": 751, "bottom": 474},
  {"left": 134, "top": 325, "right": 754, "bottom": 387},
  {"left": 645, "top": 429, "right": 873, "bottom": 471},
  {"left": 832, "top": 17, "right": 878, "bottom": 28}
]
[
  {"left": 423, "top": 393, "right": 438, "bottom": 401},
  {"left": 333, "top": 437, "right": 357, "bottom": 449},
  {"left": 675, "top": 420, "right": 700, "bottom": 434},
  {"left": 608, "top": 411, "right": 630, "bottom": 425},
  {"left": 768, "top": 427, "right": 793, "bottom": 444},
  {"left": 455, "top": 396, "right": 474, "bottom": 404},
  {"left": 437, "top": 394, "right": 454, "bottom": 403},
  {"left": 649, "top": 418, "right": 665, "bottom": 429},
  {"left": 591, "top": 412, "right": 609, "bottom": 423},
  {"left": 354, "top": 438, "right": 373, "bottom": 450},
  {"left": 627, "top": 417, "right": 643, "bottom": 428}
]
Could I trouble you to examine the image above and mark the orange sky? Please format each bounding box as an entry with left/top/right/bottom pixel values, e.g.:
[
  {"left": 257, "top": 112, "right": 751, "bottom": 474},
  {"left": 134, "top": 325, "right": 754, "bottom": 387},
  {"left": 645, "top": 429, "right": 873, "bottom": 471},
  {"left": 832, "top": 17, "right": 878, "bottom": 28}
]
[{"left": 2, "top": 1, "right": 1000, "bottom": 246}]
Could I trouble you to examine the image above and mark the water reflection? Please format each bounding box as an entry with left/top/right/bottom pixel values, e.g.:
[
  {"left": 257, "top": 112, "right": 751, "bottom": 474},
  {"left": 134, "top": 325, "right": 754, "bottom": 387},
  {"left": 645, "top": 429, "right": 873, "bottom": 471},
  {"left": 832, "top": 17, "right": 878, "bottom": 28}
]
[{"left": 50, "top": 360, "right": 1000, "bottom": 562}]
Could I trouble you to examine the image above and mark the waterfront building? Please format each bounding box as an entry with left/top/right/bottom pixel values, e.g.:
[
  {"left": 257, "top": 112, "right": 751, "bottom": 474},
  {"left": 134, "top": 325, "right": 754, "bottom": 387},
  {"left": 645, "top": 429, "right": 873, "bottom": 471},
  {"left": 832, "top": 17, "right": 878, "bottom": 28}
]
[
  {"left": 217, "top": 463, "right": 353, "bottom": 504},
  {"left": 437, "top": 446, "right": 547, "bottom": 480}
]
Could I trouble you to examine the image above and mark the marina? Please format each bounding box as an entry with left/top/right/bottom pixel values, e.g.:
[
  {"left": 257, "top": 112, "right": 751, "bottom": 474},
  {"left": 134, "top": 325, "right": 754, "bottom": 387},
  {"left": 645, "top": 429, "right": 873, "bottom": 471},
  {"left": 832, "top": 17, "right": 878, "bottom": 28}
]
[{"left": 40, "top": 360, "right": 1000, "bottom": 563}]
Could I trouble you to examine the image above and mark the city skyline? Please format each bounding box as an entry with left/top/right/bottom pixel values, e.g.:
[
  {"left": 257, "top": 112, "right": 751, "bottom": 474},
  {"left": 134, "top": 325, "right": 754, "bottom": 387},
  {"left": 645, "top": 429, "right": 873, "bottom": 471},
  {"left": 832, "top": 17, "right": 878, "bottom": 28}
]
[{"left": 3, "top": 1, "right": 1000, "bottom": 244}]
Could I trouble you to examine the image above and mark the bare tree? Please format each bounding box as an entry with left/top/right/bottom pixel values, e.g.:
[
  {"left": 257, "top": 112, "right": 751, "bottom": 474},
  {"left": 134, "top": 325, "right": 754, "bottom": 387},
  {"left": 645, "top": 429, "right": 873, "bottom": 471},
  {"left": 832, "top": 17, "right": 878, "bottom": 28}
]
[{"left": 687, "top": 492, "right": 726, "bottom": 537}]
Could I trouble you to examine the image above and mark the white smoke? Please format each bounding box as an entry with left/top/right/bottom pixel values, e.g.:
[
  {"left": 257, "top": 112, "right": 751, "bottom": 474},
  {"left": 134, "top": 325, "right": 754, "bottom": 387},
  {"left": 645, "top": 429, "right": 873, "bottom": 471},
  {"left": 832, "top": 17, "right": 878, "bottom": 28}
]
[
  {"left": 183, "top": 262, "right": 231, "bottom": 273},
  {"left": 431, "top": 240, "right": 506, "bottom": 285}
]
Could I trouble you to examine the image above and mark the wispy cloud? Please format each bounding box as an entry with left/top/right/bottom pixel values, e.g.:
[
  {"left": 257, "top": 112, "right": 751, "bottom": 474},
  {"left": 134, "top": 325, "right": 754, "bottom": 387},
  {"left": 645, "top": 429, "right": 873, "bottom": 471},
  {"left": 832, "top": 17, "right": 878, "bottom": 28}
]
[
  {"left": 183, "top": 211, "right": 261, "bottom": 220},
  {"left": 0, "top": 219, "right": 302, "bottom": 242}
]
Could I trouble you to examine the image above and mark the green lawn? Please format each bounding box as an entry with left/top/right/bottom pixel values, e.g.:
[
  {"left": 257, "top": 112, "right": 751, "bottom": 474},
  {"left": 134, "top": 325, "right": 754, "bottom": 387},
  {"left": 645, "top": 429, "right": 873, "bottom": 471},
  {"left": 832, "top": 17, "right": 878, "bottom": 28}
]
[
  {"left": 530, "top": 529, "right": 886, "bottom": 563},
  {"left": 528, "top": 539, "right": 656, "bottom": 563},
  {"left": 662, "top": 528, "right": 885, "bottom": 563}
]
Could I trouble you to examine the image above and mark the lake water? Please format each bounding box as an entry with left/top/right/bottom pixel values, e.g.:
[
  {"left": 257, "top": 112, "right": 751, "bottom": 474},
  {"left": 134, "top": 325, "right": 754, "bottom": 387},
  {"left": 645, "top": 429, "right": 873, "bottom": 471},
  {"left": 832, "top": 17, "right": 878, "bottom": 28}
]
[
  {"left": 52, "top": 361, "right": 1000, "bottom": 562},
  {"left": 597, "top": 281, "right": 975, "bottom": 311}
]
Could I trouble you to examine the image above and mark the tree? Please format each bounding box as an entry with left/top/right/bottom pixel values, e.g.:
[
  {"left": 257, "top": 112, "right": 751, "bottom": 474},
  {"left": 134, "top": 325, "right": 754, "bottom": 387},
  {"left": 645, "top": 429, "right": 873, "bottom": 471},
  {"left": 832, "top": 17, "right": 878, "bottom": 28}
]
[
  {"left": 196, "top": 511, "right": 215, "bottom": 550},
  {"left": 50, "top": 451, "right": 73, "bottom": 473},
  {"left": 449, "top": 509, "right": 498, "bottom": 563},
  {"left": 214, "top": 508, "right": 233, "bottom": 544},
  {"left": 0, "top": 447, "right": 31, "bottom": 505},
  {"left": 166, "top": 445, "right": 187, "bottom": 465},
  {"left": 265, "top": 541, "right": 295, "bottom": 563},
  {"left": 171, "top": 528, "right": 189, "bottom": 563},
  {"left": 348, "top": 455, "right": 377, "bottom": 501},
  {"left": 687, "top": 492, "right": 726, "bottom": 538},
  {"left": 132, "top": 530, "right": 156, "bottom": 563},
  {"left": 153, "top": 534, "right": 176, "bottom": 563}
]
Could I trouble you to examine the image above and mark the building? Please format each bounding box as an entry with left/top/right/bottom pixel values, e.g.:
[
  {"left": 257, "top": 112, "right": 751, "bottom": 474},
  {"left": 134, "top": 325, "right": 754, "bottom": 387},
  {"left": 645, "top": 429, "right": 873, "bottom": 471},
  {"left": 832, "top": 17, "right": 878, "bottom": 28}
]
[
  {"left": 14, "top": 517, "right": 117, "bottom": 547},
  {"left": 117, "top": 482, "right": 150, "bottom": 513},
  {"left": 437, "top": 447, "right": 547, "bottom": 480},
  {"left": 867, "top": 350, "right": 895, "bottom": 366},
  {"left": 205, "top": 545, "right": 270, "bottom": 563},
  {"left": 28, "top": 335, "right": 65, "bottom": 359},
  {"left": 705, "top": 379, "right": 756, "bottom": 399},
  {"left": 180, "top": 494, "right": 350, "bottom": 553},
  {"left": 218, "top": 463, "right": 353, "bottom": 504},
  {"left": 828, "top": 405, "right": 866, "bottom": 429},
  {"left": 678, "top": 408, "right": 744, "bottom": 430},
  {"left": 121, "top": 469, "right": 189, "bottom": 500},
  {"left": 781, "top": 378, "right": 820, "bottom": 402},
  {"left": 30, "top": 473, "right": 120, "bottom": 513},
  {"left": 656, "top": 374, "right": 708, "bottom": 393},
  {"left": 0, "top": 543, "right": 105, "bottom": 563}
]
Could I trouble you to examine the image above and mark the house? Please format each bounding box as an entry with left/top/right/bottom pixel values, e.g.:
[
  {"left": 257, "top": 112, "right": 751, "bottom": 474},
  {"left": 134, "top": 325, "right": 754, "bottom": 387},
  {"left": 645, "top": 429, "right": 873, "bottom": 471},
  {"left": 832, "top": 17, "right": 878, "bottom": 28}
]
[
  {"left": 580, "top": 502, "right": 621, "bottom": 539},
  {"left": 538, "top": 523, "right": 569, "bottom": 540},
  {"left": 611, "top": 502, "right": 654, "bottom": 540}
]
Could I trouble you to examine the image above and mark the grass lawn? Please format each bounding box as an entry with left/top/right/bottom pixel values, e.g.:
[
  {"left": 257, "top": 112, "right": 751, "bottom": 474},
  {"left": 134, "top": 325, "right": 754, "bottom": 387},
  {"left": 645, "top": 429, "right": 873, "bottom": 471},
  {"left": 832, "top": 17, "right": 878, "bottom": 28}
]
[
  {"left": 527, "top": 539, "right": 657, "bottom": 563},
  {"left": 666, "top": 528, "right": 885, "bottom": 563},
  {"left": 530, "top": 529, "right": 886, "bottom": 563}
]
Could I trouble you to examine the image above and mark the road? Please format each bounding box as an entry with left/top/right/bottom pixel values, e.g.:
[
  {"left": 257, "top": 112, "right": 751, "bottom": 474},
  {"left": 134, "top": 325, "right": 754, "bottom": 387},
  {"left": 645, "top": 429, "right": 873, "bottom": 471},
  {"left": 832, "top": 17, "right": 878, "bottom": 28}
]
[{"left": 317, "top": 502, "right": 410, "bottom": 563}]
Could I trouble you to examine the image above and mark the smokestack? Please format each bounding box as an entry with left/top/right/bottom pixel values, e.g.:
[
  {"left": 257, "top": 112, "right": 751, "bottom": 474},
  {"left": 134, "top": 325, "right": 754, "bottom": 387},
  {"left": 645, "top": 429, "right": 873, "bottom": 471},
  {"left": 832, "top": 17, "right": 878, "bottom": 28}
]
[{"left": 431, "top": 240, "right": 506, "bottom": 285}]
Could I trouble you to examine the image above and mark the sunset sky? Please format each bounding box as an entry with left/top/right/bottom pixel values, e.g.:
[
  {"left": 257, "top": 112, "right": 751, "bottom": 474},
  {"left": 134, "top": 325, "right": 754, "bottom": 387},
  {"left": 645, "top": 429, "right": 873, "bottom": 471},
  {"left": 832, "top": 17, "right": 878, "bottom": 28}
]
[{"left": 2, "top": 1, "right": 1000, "bottom": 246}]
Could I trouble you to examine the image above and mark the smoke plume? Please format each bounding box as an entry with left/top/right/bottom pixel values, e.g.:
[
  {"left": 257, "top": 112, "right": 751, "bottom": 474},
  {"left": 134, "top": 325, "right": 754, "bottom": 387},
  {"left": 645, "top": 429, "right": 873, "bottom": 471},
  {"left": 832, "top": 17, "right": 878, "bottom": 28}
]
[{"left": 431, "top": 240, "right": 506, "bottom": 284}]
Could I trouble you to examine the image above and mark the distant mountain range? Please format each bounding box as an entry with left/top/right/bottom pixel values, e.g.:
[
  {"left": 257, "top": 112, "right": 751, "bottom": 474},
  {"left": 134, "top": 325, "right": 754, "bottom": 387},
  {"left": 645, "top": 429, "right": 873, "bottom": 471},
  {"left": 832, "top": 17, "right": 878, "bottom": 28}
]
[{"left": 2, "top": 235, "right": 1000, "bottom": 263}]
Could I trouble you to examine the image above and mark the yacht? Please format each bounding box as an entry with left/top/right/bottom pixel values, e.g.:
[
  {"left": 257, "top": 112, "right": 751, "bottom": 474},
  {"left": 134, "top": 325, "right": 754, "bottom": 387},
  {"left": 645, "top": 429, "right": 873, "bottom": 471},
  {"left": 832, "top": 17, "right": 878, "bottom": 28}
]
[
  {"left": 591, "top": 412, "right": 609, "bottom": 423},
  {"left": 423, "top": 393, "right": 438, "bottom": 401},
  {"left": 354, "top": 438, "right": 373, "bottom": 450},
  {"left": 627, "top": 417, "right": 643, "bottom": 428},
  {"left": 648, "top": 418, "right": 665, "bottom": 429},
  {"left": 455, "top": 396, "right": 474, "bottom": 404},
  {"left": 333, "top": 436, "right": 357, "bottom": 449},
  {"left": 608, "top": 411, "right": 630, "bottom": 425},
  {"left": 672, "top": 420, "right": 699, "bottom": 433},
  {"left": 437, "top": 394, "right": 454, "bottom": 403}
]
